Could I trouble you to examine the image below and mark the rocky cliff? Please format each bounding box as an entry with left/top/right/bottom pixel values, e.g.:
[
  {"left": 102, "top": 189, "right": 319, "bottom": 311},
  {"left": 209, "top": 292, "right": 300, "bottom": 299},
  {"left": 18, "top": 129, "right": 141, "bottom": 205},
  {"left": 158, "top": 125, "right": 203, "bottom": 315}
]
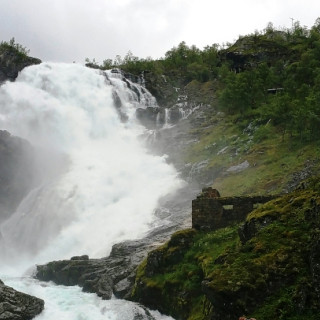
[
  {"left": 0, "top": 43, "right": 41, "bottom": 83},
  {"left": 0, "top": 130, "right": 37, "bottom": 222}
]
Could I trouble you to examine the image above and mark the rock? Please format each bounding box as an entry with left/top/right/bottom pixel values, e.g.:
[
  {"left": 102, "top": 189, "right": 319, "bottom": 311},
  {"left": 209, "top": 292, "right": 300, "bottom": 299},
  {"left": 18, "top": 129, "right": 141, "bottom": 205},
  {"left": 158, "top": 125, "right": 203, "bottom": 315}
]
[
  {"left": 0, "top": 130, "right": 36, "bottom": 222},
  {"left": 187, "top": 160, "right": 214, "bottom": 185},
  {"left": 143, "top": 72, "right": 179, "bottom": 108},
  {"left": 71, "top": 255, "right": 89, "bottom": 261},
  {"left": 0, "top": 44, "right": 41, "bottom": 83},
  {"left": 238, "top": 215, "right": 276, "bottom": 244},
  {"left": 226, "top": 160, "right": 250, "bottom": 173},
  {"left": 0, "top": 279, "right": 44, "bottom": 320},
  {"left": 36, "top": 241, "right": 152, "bottom": 300},
  {"left": 131, "top": 229, "right": 197, "bottom": 319},
  {"left": 112, "top": 90, "right": 129, "bottom": 122},
  {"left": 284, "top": 160, "right": 317, "bottom": 193},
  {"left": 113, "top": 277, "right": 132, "bottom": 298},
  {"left": 136, "top": 107, "right": 160, "bottom": 128}
]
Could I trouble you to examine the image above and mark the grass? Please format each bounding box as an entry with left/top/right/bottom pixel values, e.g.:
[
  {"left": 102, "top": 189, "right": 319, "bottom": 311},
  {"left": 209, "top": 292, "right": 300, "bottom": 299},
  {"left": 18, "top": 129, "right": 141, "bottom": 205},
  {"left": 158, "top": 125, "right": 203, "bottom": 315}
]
[
  {"left": 181, "top": 106, "right": 320, "bottom": 196},
  {"left": 132, "top": 225, "right": 240, "bottom": 319}
]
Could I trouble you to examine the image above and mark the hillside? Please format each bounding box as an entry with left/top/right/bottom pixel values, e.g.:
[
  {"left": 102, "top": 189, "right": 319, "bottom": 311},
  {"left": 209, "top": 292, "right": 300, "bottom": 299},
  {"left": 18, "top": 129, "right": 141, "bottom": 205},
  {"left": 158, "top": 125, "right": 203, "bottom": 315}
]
[
  {"left": 1, "top": 19, "right": 320, "bottom": 320},
  {"left": 131, "top": 177, "right": 320, "bottom": 320},
  {"left": 95, "top": 19, "right": 320, "bottom": 196},
  {"left": 125, "top": 20, "right": 320, "bottom": 320}
]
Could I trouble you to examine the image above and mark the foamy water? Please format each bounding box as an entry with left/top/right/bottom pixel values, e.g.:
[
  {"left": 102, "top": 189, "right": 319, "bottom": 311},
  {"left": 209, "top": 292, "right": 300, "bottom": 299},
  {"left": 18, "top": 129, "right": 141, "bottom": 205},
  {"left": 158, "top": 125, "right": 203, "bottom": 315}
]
[{"left": 0, "top": 63, "right": 179, "bottom": 319}]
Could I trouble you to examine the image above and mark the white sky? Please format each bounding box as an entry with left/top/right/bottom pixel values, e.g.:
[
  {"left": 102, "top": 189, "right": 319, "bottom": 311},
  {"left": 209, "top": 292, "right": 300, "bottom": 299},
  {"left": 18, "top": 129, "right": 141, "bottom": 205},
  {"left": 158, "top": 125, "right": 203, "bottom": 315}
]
[{"left": 0, "top": 0, "right": 319, "bottom": 64}]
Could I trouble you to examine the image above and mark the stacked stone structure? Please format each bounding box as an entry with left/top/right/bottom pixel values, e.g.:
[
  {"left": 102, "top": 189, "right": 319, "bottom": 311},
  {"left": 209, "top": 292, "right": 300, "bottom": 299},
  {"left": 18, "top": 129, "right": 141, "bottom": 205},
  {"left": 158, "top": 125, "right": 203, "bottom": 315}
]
[{"left": 192, "top": 187, "right": 275, "bottom": 230}]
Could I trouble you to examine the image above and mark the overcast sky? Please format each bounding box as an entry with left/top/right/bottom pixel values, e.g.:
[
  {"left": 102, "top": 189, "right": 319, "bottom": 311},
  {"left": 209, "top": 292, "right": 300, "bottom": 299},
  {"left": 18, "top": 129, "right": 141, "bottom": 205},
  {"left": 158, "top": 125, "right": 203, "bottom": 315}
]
[{"left": 1, "top": 0, "right": 319, "bottom": 64}]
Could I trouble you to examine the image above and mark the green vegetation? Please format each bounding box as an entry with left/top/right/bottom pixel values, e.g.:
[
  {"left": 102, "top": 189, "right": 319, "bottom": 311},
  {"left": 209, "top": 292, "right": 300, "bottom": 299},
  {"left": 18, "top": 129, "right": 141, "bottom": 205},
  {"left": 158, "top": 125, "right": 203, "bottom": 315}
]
[
  {"left": 87, "top": 19, "right": 320, "bottom": 144},
  {"left": 0, "top": 37, "right": 30, "bottom": 60},
  {"left": 132, "top": 227, "right": 240, "bottom": 319},
  {"left": 86, "top": 19, "right": 320, "bottom": 196},
  {"left": 132, "top": 178, "right": 320, "bottom": 320},
  {"left": 182, "top": 108, "right": 320, "bottom": 195}
]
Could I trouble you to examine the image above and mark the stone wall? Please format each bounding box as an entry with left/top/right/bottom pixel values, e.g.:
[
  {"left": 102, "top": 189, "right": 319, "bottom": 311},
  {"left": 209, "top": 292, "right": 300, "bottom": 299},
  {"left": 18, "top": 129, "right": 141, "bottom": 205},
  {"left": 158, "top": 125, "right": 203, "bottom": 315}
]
[{"left": 192, "top": 187, "right": 275, "bottom": 231}]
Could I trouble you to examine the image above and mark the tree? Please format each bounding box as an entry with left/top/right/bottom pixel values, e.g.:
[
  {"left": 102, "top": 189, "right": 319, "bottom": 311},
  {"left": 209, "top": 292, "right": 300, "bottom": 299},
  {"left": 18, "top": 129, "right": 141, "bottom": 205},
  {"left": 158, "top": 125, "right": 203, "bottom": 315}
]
[{"left": 0, "top": 37, "right": 30, "bottom": 56}]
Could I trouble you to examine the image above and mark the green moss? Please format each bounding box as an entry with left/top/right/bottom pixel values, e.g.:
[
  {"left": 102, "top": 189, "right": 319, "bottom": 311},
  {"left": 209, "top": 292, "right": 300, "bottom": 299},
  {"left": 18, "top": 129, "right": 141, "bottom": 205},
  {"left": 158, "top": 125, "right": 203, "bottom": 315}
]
[
  {"left": 132, "top": 179, "right": 320, "bottom": 319},
  {"left": 132, "top": 225, "right": 240, "bottom": 319},
  {"left": 179, "top": 93, "right": 320, "bottom": 196}
]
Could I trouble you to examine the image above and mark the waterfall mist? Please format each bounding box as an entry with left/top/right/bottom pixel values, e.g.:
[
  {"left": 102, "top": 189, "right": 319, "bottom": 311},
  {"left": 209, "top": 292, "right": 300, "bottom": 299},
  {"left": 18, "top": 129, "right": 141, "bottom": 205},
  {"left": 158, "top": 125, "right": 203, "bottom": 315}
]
[{"left": 0, "top": 63, "right": 183, "bottom": 273}]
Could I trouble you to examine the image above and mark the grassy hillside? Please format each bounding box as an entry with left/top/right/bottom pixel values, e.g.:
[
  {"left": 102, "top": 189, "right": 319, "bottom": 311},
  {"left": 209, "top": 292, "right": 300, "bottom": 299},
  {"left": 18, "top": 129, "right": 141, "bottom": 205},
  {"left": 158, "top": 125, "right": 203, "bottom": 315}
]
[
  {"left": 180, "top": 102, "right": 320, "bottom": 195},
  {"left": 131, "top": 177, "right": 320, "bottom": 320}
]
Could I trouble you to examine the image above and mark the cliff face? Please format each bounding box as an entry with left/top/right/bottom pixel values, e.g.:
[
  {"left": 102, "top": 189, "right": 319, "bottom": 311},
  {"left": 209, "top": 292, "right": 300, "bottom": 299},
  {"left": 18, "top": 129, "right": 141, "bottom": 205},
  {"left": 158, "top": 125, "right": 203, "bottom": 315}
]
[
  {"left": 0, "top": 130, "right": 37, "bottom": 222},
  {"left": 0, "top": 43, "right": 41, "bottom": 83},
  {"left": 131, "top": 178, "right": 320, "bottom": 320}
]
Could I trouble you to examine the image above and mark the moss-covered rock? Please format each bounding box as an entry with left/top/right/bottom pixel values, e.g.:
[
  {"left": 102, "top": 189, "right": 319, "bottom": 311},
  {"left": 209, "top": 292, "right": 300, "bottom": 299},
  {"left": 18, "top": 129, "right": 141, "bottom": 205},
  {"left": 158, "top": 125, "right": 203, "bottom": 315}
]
[{"left": 132, "top": 178, "right": 320, "bottom": 320}]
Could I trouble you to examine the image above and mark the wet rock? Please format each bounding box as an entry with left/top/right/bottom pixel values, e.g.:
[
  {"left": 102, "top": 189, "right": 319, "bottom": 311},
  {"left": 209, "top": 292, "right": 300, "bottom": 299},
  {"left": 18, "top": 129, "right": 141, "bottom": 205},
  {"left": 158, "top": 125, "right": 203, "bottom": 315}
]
[
  {"left": 143, "top": 72, "right": 179, "bottom": 108},
  {"left": 112, "top": 91, "right": 129, "bottom": 122},
  {"left": 136, "top": 107, "right": 160, "bottom": 128},
  {"left": 0, "top": 130, "right": 36, "bottom": 222},
  {"left": 36, "top": 241, "right": 153, "bottom": 300},
  {"left": 0, "top": 279, "right": 44, "bottom": 320}
]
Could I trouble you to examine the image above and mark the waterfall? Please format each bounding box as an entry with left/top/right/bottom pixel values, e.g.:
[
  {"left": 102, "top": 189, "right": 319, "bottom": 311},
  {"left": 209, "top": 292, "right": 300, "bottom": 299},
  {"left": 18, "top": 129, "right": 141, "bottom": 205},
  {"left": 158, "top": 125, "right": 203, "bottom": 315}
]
[
  {"left": 163, "top": 108, "right": 171, "bottom": 128},
  {"left": 0, "top": 63, "right": 180, "bottom": 319}
]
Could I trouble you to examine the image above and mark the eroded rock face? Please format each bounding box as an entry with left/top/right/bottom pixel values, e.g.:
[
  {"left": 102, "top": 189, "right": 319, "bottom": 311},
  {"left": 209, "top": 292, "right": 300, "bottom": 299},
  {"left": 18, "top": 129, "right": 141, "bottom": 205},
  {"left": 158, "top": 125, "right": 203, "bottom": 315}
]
[
  {"left": 0, "top": 279, "right": 44, "bottom": 320},
  {"left": 0, "top": 46, "right": 41, "bottom": 83},
  {"left": 0, "top": 130, "right": 36, "bottom": 222}
]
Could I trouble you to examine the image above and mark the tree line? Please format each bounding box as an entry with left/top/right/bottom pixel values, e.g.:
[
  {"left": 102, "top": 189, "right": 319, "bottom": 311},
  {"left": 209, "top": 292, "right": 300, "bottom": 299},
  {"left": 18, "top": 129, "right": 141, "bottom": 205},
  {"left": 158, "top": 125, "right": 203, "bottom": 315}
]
[{"left": 87, "top": 19, "right": 320, "bottom": 142}]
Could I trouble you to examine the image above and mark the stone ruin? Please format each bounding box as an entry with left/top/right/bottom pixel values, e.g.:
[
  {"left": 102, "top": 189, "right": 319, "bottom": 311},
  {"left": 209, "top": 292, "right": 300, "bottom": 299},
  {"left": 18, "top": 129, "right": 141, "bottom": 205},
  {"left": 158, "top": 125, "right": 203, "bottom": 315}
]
[{"left": 192, "top": 187, "right": 275, "bottom": 231}]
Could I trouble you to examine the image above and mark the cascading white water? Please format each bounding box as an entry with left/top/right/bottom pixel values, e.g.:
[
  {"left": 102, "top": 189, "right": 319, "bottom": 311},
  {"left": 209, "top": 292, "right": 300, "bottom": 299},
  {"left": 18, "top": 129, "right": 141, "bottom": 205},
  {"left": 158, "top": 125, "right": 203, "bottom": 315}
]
[
  {"left": 163, "top": 108, "right": 171, "bottom": 128},
  {"left": 0, "top": 62, "right": 180, "bottom": 319}
]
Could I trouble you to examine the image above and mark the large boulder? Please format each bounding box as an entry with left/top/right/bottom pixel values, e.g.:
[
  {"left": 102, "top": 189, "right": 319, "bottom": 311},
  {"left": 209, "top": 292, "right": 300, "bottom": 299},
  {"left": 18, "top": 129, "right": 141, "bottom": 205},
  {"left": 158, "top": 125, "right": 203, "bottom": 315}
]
[{"left": 0, "top": 279, "right": 44, "bottom": 320}]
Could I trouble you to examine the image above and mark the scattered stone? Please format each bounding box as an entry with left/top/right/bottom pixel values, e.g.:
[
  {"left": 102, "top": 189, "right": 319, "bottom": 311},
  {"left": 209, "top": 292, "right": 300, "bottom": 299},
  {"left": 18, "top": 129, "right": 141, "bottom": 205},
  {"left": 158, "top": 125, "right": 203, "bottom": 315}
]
[
  {"left": 217, "top": 146, "right": 228, "bottom": 155},
  {"left": 226, "top": 160, "right": 250, "bottom": 173}
]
